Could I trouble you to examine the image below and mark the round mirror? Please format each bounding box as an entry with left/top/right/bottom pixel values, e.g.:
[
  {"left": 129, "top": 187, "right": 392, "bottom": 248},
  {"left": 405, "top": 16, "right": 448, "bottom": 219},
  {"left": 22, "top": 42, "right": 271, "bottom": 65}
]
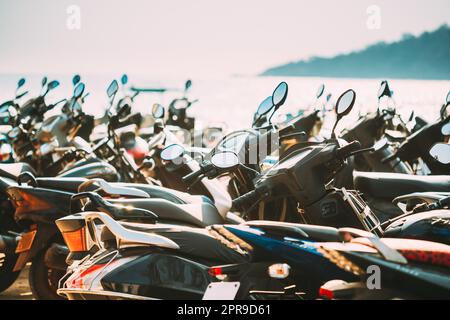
[
  {"left": 72, "top": 74, "right": 81, "bottom": 86},
  {"left": 316, "top": 84, "right": 325, "bottom": 99},
  {"left": 429, "top": 143, "right": 450, "bottom": 165},
  {"left": 256, "top": 96, "right": 273, "bottom": 116},
  {"left": 377, "top": 81, "right": 387, "bottom": 99},
  {"left": 446, "top": 91, "right": 450, "bottom": 104},
  {"left": 326, "top": 93, "right": 332, "bottom": 102},
  {"left": 373, "top": 138, "right": 388, "bottom": 152},
  {"left": 107, "top": 80, "right": 119, "bottom": 98},
  {"left": 185, "top": 80, "right": 192, "bottom": 91},
  {"left": 152, "top": 103, "right": 165, "bottom": 119},
  {"left": 41, "top": 76, "right": 48, "bottom": 87},
  {"left": 441, "top": 123, "right": 450, "bottom": 136},
  {"left": 47, "top": 80, "right": 60, "bottom": 90},
  {"left": 17, "top": 78, "right": 26, "bottom": 88},
  {"left": 160, "top": 144, "right": 185, "bottom": 161},
  {"left": 121, "top": 74, "right": 128, "bottom": 85},
  {"left": 211, "top": 151, "right": 239, "bottom": 169},
  {"left": 335, "top": 89, "right": 356, "bottom": 116},
  {"left": 272, "top": 82, "right": 288, "bottom": 107},
  {"left": 73, "top": 83, "right": 85, "bottom": 99}
]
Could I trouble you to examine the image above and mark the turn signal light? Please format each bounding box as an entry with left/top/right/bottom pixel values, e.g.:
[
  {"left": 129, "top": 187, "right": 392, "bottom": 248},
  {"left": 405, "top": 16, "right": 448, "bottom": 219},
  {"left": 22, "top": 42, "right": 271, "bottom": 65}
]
[
  {"left": 267, "top": 263, "right": 290, "bottom": 279},
  {"left": 62, "top": 227, "right": 87, "bottom": 252}
]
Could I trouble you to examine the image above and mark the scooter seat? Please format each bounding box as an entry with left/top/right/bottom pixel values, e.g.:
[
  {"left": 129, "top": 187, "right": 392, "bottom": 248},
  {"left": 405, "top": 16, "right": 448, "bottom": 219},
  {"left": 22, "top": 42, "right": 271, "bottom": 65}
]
[
  {"left": 353, "top": 171, "right": 450, "bottom": 199},
  {"left": 104, "top": 198, "right": 225, "bottom": 228},
  {"left": 0, "top": 162, "right": 36, "bottom": 180}
]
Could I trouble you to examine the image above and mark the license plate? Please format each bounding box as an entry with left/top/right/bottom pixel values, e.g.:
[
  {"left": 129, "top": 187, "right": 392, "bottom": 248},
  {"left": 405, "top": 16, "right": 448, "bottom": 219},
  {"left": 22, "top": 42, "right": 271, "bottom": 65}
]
[
  {"left": 15, "top": 229, "right": 37, "bottom": 254},
  {"left": 202, "top": 282, "right": 240, "bottom": 300}
]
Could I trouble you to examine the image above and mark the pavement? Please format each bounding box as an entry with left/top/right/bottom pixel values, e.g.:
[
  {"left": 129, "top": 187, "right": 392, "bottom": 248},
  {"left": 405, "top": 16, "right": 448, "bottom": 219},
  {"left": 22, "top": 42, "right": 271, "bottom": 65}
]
[{"left": 0, "top": 265, "right": 34, "bottom": 300}]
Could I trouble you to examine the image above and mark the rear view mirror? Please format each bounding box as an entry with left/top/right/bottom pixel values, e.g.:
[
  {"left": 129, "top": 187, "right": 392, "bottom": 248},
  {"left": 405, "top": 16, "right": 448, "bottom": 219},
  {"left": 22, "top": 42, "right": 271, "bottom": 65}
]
[
  {"left": 160, "top": 144, "right": 185, "bottom": 161},
  {"left": 72, "top": 74, "right": 81, "bottom": 86},
  {"left": 272, "top": 82, "right": 288, "bottom": 107},
  {"left": 429, "top": 143, "right": 450, "bottom": 165},
  {"left": 152, "top": 103, "right": 165, "bottom": 119},
  {"left": 47, "top": 80, "right": 60, "bottom": 90},
  {"left": 211, "top": 151, "right": 239, "bottom": 169},
  {"left": 316, "top": 84, "right": 325, "bottom": 99},
  {"left": 73, "top": 83, "right": 85, "bottom": 99},
  {"left": 107, "top": 80, "right": 119, "bottom": 99},
  {"left": 41, "top": 76, "right": 48, "bottom": 88},
  {"left": 446, "top": 91, "right": 450, "bottom": 105},
  {"left": 17, "top": 78, "right": 26, "bottom": 89},
  {"left": 42, "top": 80, "right": 60, "bottom": 96},
  {"left": 256, "top": 96, "right": 273, "bottom": 116},
  {"left": 377, "top": 80, "right": 392, "bottom": 99}
]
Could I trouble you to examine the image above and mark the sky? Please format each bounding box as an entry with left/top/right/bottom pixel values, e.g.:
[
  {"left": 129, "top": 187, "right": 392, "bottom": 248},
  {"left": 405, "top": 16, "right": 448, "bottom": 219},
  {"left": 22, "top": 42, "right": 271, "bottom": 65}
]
[{"left": 0, "top": 0, "right": 449, "bottom": 78}]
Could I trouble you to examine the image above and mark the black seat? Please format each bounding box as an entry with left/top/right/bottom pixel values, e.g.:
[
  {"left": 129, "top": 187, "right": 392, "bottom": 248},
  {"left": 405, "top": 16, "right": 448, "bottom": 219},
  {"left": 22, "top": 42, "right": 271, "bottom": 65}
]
[
  {"left": 99, "top": 198, "right": 225, "bottom": 228},
  {"left": 354, "top": 171, "right": 450, "bottom": 199},
  {"left": 103, "top": 223, "right": 250, "bottom": 264},
  {"left": 37, "top": 177, "right": 88, "bottom": 193},
  {"left": 0, "top": 163, "right": 36, "bottom": 180}
]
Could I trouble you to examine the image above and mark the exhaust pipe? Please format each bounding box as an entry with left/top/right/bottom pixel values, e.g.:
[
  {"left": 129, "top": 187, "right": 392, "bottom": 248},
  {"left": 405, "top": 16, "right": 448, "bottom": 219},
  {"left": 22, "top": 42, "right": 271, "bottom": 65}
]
[{"left": 0, "top": 234, "right": 18, "bottom": 254}]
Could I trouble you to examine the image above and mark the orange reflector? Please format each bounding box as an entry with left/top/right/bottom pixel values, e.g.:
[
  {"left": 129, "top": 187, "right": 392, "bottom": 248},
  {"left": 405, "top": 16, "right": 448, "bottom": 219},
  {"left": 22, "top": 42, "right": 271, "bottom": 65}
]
[
  {"left": 15, "top": 229, "right": 37, "bottom": 254},
  {"left": 62, "top": 227, "right": 87, "bottom": 252}
]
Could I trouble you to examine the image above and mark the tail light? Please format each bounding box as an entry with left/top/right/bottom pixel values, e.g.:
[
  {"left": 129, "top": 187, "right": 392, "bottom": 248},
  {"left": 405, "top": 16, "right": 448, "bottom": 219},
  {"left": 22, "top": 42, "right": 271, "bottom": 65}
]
[
  {"left": 7, "top": 188, "right": 53, "bottom": 215},
  {"left": 62, "top": 227, "right": 87, "bottom": 252}
]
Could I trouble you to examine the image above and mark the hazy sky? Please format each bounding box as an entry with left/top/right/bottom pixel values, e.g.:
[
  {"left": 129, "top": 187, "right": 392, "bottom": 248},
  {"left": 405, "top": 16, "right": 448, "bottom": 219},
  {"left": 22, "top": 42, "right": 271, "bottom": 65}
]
[{"left": 0, "top": 0, "right": 449, "bottom": 77}]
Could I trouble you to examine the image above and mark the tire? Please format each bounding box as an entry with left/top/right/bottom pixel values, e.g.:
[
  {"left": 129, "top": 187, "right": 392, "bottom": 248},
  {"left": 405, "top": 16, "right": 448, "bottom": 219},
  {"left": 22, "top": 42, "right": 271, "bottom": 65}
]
[
  {"left": 0, "top": 253, "right": 21, "bottom": 293},
  {"left": 29, "top": 250, "right": 66, "bottom": 300}
]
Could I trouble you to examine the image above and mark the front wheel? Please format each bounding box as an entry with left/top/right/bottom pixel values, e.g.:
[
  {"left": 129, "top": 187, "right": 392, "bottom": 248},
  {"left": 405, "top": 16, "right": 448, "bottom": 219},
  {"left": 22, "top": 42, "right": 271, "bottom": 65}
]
[
  {"left": 0, "top": 253, "right": 21, "bottom": 293},
  {"left": 29, "top": 250, "right": 66, "bottom": 300}
]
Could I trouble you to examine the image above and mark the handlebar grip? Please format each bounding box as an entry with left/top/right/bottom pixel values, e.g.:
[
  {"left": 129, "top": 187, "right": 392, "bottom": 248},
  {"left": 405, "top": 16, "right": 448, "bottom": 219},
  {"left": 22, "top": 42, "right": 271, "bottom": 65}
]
[
  {"left": 182, "top": 169, "right": 203, "bottom": 184},
  {"left": 336, "top": 141, "right": 361, "bottom": 159},
  {"left": 232, "top": 190, "right": 261, "bottom": 211}
]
